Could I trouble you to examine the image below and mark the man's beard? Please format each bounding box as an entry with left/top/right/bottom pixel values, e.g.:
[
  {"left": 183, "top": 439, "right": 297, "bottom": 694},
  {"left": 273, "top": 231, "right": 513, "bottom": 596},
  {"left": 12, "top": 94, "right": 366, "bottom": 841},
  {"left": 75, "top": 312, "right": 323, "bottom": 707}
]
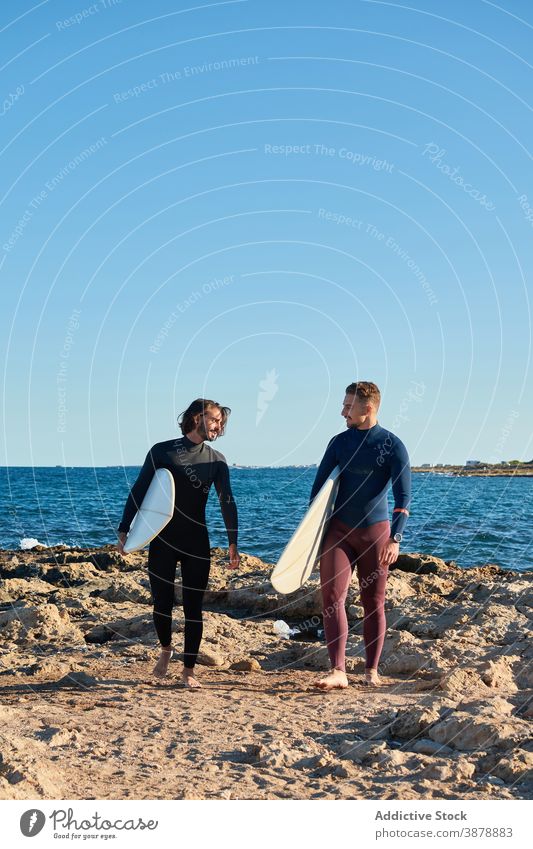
[{"left": 199, "top": 421, "right": 216, "bottom": 441}]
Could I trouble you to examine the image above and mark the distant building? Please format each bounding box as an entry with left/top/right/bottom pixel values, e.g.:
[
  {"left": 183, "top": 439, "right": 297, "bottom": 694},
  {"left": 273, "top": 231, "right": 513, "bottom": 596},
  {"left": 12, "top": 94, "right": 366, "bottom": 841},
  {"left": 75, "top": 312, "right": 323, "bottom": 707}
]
[
  {"left": 466, "top": 459, "right": 482, "bottom": 466},
  {"left": 421, "top": 463, "right": 432, "bottom": 468},
  {"left": 435, "top": 463, "right": 444, "bottom": 468}
]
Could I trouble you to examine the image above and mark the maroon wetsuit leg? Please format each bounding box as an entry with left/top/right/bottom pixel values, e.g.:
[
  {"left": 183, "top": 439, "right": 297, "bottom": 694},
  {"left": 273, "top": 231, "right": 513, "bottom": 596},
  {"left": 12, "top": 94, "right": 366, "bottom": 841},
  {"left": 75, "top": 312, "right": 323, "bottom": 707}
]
[
  {"left": 319, "top": 518, "right": 357, "bottom": 672},
  {"left": 319, "top": 518, "right": 391, "bottom": 672},
  {"left": 353, "top": 520, "right": 390, "bottom": 670}
]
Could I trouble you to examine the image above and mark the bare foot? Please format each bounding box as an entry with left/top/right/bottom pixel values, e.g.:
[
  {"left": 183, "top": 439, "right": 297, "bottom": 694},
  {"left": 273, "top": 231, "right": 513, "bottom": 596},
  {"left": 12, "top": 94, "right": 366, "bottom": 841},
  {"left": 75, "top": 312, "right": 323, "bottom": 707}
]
[
  {"left": 181, "top": 668, "right": 202, "bottom": 689},
  {"left": 152, "top": 647, "right": 173, "bottom": 678},
  {"left": 363, "top": 668, "right": 380, "bottom": 687},
  {"left": 314, "top": 668, "right": 349, "bottom": 691}
]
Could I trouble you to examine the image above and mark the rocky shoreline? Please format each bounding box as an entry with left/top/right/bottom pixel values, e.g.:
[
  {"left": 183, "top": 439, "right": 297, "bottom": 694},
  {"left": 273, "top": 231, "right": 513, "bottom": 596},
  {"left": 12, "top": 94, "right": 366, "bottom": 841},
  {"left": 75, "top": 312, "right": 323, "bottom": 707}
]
[{"left": 0, "top": 545, "right": 531, "bottom": 800}]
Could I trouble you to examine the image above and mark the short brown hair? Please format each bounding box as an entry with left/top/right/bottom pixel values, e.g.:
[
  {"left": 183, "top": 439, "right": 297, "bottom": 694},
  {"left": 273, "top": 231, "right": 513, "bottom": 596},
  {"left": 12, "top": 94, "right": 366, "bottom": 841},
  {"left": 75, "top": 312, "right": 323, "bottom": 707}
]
[
  {"left": 178, "top": 398, "right": 231, "bottom": 436},
  {"left": 345, "top": 381, "right": 381, "bottom": 408}
]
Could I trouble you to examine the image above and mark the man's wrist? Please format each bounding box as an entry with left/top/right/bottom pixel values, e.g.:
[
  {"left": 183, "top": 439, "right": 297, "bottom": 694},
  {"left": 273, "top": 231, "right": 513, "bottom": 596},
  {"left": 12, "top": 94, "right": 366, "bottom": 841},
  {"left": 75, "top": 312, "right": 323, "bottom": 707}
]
[{"left": 389, "top": 532, "right": 402, "bottom": 544}]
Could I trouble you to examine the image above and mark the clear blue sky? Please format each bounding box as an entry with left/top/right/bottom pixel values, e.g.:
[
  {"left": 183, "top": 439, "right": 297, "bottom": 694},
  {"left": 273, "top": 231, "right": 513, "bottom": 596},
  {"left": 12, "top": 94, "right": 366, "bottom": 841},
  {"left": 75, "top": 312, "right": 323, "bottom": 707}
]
[{"left": 1, "top": 0, "right": 532, "bottom": 467}]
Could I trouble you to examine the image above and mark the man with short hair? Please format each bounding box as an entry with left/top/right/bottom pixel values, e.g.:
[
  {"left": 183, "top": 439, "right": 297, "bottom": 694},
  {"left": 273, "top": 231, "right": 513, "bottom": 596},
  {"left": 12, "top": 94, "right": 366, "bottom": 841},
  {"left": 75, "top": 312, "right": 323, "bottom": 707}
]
[
  {"left": 117, "top": 398, "right": 239, "bottom": 688},
  {"left": 310, "top": 381, "right": 411, "bottom": 691}
]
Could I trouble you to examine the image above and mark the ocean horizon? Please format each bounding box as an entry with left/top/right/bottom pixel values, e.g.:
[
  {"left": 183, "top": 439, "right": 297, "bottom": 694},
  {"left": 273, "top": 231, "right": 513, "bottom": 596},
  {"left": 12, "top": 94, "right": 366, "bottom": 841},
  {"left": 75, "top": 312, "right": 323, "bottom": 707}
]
[{"left": 1, "top": 466, "right": 532, "bottom": 572}]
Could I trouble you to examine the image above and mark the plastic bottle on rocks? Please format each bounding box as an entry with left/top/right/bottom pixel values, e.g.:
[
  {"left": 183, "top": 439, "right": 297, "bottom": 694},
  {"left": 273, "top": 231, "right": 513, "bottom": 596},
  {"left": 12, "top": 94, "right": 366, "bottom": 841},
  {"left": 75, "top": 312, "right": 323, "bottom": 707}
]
[{"left": 273, "top": 620, "right": 299, "bottom": 639}]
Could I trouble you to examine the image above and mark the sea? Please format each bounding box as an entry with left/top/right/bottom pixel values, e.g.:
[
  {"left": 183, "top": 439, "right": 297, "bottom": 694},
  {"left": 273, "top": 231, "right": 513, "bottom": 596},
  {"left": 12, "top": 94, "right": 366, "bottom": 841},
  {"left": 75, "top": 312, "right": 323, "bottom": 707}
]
[{"left": 1, "top": 466, "right": 532, "bottom": 572}]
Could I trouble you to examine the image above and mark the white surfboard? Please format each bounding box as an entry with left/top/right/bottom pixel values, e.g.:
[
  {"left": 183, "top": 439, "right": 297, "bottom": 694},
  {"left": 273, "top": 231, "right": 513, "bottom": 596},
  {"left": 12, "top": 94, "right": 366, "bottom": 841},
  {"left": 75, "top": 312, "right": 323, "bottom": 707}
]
[
  {"left": 271, "top": 466, "right": 341, "bottom": 594},
  {"left": 123, "top": 468, "right": 175, "bottom": 553}
]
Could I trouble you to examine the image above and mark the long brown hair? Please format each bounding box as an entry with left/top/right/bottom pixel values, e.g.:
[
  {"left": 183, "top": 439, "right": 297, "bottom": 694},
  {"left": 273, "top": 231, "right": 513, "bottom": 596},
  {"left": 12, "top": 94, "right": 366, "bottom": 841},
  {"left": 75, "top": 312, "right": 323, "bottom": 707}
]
[{"left": 178, "top": 398, "right": 231, "bottom": 437}]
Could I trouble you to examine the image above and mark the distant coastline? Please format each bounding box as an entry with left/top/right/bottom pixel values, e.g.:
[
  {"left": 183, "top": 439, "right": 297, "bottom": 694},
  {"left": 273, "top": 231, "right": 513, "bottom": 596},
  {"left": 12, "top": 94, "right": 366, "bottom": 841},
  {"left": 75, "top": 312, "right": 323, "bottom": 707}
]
[
  {"left": 412, "top": 462, "right": 533, "bottom": 477},
  {"left": 2, "top": 462, "right": 532, "bottom": 476}
]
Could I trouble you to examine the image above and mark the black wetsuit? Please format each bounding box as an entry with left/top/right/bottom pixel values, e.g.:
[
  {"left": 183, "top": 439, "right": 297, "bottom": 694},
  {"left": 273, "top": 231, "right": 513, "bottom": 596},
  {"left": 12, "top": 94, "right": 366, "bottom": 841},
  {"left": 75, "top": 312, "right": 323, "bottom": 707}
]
[{"left": 118, "top": 436, "right": 238, "bottom": 667}]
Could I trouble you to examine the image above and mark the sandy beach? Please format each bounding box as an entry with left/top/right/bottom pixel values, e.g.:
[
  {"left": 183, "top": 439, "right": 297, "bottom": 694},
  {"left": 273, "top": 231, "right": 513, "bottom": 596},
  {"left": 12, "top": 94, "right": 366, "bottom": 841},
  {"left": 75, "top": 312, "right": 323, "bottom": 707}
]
[{"left": 0, "top": 546, "right": 531, "bottom": 801}]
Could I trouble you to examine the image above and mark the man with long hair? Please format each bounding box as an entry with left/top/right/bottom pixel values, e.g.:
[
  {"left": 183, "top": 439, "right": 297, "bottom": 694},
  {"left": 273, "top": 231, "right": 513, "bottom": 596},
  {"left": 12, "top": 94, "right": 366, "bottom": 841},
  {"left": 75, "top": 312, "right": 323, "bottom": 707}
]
[
  {"left": 311, "top": 382, "right": 411, "bottom": 691},
  {"left": 117, "top": 398, "right": 239, "bottom": 688}
]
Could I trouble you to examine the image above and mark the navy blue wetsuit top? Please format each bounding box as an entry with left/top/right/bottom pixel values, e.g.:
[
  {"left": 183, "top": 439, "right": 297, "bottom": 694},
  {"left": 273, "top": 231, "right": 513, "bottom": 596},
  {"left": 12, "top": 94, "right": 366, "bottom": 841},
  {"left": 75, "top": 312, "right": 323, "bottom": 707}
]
[
  {"left": 310, "top": 424, "right": 411, "bottom": 536},
  {"left": 117, "top": 436, "right": 238, "bottom": 546}
]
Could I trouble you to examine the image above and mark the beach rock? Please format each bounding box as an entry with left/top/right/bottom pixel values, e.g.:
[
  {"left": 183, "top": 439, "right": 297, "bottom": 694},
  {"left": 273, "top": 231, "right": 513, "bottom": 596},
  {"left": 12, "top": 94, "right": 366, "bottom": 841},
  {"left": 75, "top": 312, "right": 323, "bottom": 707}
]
[
  {"left": 411, "top": 738, "right": 453, "bottom": 756},
  {"left": 492, "top": 751, "right": 533, "bottom": 785},
  {"left": 82, "top": 605, "right": 154, "bottom": 643},
  {"left": 429, "top": 713, "right": 530, "bottom": 751},
  {"left": 0, "top": 577, "right": 56, "bottom": 602},
  {"left": 437, "top": 667, "right": 487, "bottom": 697},
  {"left": 395, "top": 604, "right": 475, "bottom": 639},
  {"left": 85, "top": 621, "right": 150, "bottom": 643},
  {"left": 514, "top": 662, "right": 533, "bottom": 690},
  {"left": 193, "top": 549, "right": 277, "bottom": 612},
  {"left": 56, "top": 670, "right": 98, "bottom": 687},
  {"left": 49, "top": 579, "right": 115, "bottom": 603},
  {"left": 96, "top": 576, "right": 151, "bottom": 605},
  {"left": 0, "top": 745, "right": 35, "bottom": 793},
  {"left": 492, "top": 578, "right": 532, "bottom": 606},
  {"left": 0, "top": 604, "right": 84, "bottom": 645},
  {"left": 390, "top": 705, "right": 444, "bottom": 740},
  {"left": 456, "top": 759, "right": 479, "bottom": 782},
  {"left": 256, "top": 743, "right": 303, "bottom": 769},
  {"left": 88, "top": 551, "right": 125, "bottom": 571},
  {"left": 40, "top": 562, "right": 102, "bottom": 586},
  {"left": 230, "top": 658, "right": 261, "bottom": 672},
  {"left": 0, "top": 554, "right": 20, "bottom": 575},
  {"left": 20, "top": 659, "right": 74, "bottom": 678},
  {"left": 374, "top": 749, "right": 413, "bottom": 769},
  {"left": 0, "top": 651, "right": 24, "bottom": 672},
  {"left": 420, "top": 758, "right": 475, "bottom": 781},
  {"left": 413, "top": 574, "right": 456, "bottom": 596},
  {"left": 206, "top": 573, "right": 319, "bottom": 617},
  {"left": 299, "top": 645, "right": 330, "bottom": 670},
  {"left": 210, "top": 548, "right": 269, "bottom": 575},
  {"left": 479, "top": 657, "right": 518, "bottom": 692},
  {"left": 460, "top": 579, "right": 497, "bottom": 603},
  {"left": 80, "top": 623, "right": 107, "bottom": 643},
  {"left": 338, "top": 740, "right": 387, "bottom": 763},
  {"left": 470, "top": 603, "right": 530, "bottom": 645},
  {"left": 384, "top": 572, "right": 417, "bottom": 605},
  {"left": 391, "top": 553, "right": 444, "bottom": 574},
  {"left": 196, "top": 649, "right": 225, "bottom": 667},
  {"left": 458, "top": 697, "right": 515, "bottom": 717},
  {"left": 0, "top": 560, "right": 41, "bottom": 580},
  {"left": 380, "top": 630, "right": 444, "bottom": 676},
  {"left": 515, "top": 701, "right": 533, "bottom": 720},
  {"left": 331, "top": 761, "right": 362, "bottom": 779}
]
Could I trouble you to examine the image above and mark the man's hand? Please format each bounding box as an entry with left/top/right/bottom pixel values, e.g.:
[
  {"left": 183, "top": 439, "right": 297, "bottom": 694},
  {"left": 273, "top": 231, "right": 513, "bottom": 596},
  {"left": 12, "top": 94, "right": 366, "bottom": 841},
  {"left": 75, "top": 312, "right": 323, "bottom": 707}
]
[
  {"left": 227, "top": 544, "right": 240, "bottom": 570},
  {"left": 116, "top": 531, "right": 127, "bottom": 555},
  {"left": 379, "top": 539, "right": 399, "bottom": 568}
]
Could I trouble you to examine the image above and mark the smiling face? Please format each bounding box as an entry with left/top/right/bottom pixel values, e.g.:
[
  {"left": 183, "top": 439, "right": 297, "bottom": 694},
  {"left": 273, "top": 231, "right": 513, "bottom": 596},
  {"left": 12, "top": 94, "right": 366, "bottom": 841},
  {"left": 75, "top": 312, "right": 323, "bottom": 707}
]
[
  {"left": 341, "top": 393, "right": 372, "bottom": 428},
  {"left": 195, "top": 405, "right": 224, "bottom": 441}
]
